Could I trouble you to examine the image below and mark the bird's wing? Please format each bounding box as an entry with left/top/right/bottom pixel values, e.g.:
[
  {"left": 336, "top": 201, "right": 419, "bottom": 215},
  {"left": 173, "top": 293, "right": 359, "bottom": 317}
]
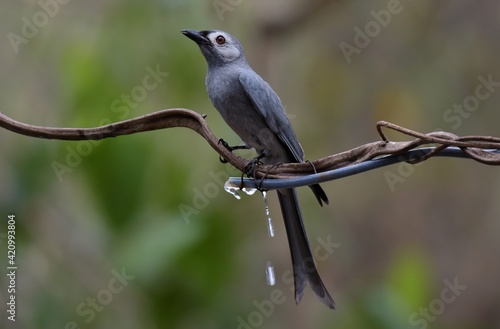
[{"left": 239, "top": 71, "right": 304, "bottom": 162}]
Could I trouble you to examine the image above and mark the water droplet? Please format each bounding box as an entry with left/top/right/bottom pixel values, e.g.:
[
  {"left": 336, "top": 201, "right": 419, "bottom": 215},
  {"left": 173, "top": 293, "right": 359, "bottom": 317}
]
[
  {"left": 224, "top": 180, "right": 258, "bottom": 199},
  {"left": 242, "top": 187, "right": 257, "bottom": 195},
  {"left": 265, "top": 261, "right": 276, "bottom": 286},
  {"left": 262, "top": 191, "right": 274, "bottom": 237},
  {"left": 223, "top": 181, "right": 241, "bottom": 200}
]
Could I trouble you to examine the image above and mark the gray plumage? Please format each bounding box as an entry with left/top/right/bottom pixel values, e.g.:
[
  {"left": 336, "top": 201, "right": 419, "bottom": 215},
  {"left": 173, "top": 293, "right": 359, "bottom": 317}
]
[{"left": 182, "top": 29, "right": 334, "bottom": 309}]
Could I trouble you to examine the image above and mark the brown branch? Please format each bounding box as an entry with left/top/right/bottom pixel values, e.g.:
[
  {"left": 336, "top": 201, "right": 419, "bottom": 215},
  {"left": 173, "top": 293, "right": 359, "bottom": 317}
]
[
  {"left": 0, "top": 108, "right": 248, "bottom": 172},
  {"left": 1, "top": 109, "right": 500, "bottom": 180}
]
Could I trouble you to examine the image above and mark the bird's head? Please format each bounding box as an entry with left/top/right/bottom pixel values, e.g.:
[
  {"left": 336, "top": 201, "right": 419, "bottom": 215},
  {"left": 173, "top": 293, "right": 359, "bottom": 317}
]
[{"left": 182, "top": 29, "right": 246, "bottom": 66}]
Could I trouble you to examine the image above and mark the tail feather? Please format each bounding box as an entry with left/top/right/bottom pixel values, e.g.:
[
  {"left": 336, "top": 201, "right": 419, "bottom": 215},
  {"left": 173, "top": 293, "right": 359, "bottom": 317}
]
[
  {"left": 277, "top": 188, "right": 335, "bottom": 309},
  {"left": 309, "top": 183, "right": 329, "bottom": 206}
]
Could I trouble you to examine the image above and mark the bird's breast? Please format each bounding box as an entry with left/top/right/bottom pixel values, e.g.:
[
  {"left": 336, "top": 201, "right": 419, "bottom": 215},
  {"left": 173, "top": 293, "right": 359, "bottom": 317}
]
[{"left": 207, "top": 78, "right": 270, "bottom": 152}]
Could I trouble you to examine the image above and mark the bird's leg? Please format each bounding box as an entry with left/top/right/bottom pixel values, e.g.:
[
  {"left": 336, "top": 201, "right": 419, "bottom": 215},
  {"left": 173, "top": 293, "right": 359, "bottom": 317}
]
[
  {"left": 218, "top": 138, "right": 250, "bottom": 163},
  {"left": 240, "top": 152, "right": 269, "bottom": 190},
  {"left": 243, "top": 152, "right": 266, "bottom": 177}
]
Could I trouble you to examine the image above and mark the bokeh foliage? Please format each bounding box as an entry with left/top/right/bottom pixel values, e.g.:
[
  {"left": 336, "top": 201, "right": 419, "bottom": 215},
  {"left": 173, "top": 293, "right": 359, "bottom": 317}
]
[{"left": 1, "top": 1, "right": 500, "bottom": 328}]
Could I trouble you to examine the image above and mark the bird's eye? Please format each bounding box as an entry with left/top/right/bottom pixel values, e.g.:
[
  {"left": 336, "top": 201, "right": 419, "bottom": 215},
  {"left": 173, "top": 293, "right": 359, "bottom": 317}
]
[{"left": 215, "top": 35, "right": 226, "bottom": 45}]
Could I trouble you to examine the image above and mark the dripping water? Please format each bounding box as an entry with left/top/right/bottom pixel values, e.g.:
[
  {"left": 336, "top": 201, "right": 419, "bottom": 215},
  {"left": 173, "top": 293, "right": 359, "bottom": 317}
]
[
  {"left": 261, "top": 191, "right": 274, "bottom": 237},
  {"left": 223, "top": 181, "right": 257, "bottom": 200},
  {"left": 223, "top": 179, "right": 276, "bottom": 287},
  {"left": 265, "top": 261, "right": 276, "bottom": 286}
]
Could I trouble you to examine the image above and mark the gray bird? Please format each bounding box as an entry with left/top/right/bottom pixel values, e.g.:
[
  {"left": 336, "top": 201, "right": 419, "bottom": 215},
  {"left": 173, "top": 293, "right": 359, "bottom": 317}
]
[{"left": 182, "top": 29, "right": 335, "bottom": 309}]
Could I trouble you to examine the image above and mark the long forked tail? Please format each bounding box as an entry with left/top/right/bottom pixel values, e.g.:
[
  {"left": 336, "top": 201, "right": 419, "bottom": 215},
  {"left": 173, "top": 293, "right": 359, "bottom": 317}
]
[{"left": 277, "top": 188, "right": 335, "bottom": 309}]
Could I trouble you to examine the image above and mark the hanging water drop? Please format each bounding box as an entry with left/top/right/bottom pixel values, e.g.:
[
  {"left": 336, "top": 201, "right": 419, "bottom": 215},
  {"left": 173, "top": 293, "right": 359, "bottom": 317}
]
[
  {"left": 224, "top": 180, "right": 259, "bottom": 200},
  {"left": 261, "top": 191, "right": 275, "bottom": 237},
  {"left": 241, "top": 187, "right": 258, "bottom": 195},
  {"left": 265, "top": 261, "right": 276, "bottom": 286},
  {"left": 223, "top": 181, "right": 241, "bottom": 200}
]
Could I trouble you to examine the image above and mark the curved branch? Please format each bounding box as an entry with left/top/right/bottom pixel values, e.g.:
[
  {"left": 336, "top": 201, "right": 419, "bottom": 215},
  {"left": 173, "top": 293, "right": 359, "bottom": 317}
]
[
  {"left": 1, "top": 109, "right": 500, "bottom": 187},
  {"left": 0, "top": 108, "right": 249, "bottom": 172}
]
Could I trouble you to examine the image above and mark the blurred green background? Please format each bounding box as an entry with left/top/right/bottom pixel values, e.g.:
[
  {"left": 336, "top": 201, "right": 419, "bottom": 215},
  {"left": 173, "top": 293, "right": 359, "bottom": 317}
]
[{"left": 1, "top": 1, "right": 500, "bottom": 328}]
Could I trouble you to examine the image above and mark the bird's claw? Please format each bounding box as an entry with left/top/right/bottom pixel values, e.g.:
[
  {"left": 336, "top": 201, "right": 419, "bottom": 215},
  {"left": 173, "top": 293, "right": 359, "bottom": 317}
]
[
  {"left": 243, "top": 156, "right": 263, "bottom": 177},
  {"left": 218, "top": 138, "right": 231, "bottom": 163},
  {"left": 218, "top": 138, "right": 231, "bottom": 150},
  {"left": 218, "top": 138, "right": 250, "bottom": 163}
]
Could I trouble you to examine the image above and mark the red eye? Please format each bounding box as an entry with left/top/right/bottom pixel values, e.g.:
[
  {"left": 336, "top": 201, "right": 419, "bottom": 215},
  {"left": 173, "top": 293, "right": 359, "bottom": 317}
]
[{"left": 215, "top": 35, "right": 226, "bottom": 45}]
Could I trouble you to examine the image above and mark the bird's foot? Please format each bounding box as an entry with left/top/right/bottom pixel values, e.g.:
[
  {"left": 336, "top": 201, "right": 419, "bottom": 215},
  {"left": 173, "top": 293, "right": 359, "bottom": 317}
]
[
  {"left": 243, "top": 153, "right": 265, "bottom": 177},
  {"left": 218, "top": 138, "right": 249, "bottom": 163}
]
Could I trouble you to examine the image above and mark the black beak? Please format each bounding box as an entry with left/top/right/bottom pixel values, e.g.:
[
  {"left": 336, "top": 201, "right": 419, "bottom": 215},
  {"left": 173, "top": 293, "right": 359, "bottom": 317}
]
[{"left": 181, "top": 29, "right": 210, "bottom": 46}]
